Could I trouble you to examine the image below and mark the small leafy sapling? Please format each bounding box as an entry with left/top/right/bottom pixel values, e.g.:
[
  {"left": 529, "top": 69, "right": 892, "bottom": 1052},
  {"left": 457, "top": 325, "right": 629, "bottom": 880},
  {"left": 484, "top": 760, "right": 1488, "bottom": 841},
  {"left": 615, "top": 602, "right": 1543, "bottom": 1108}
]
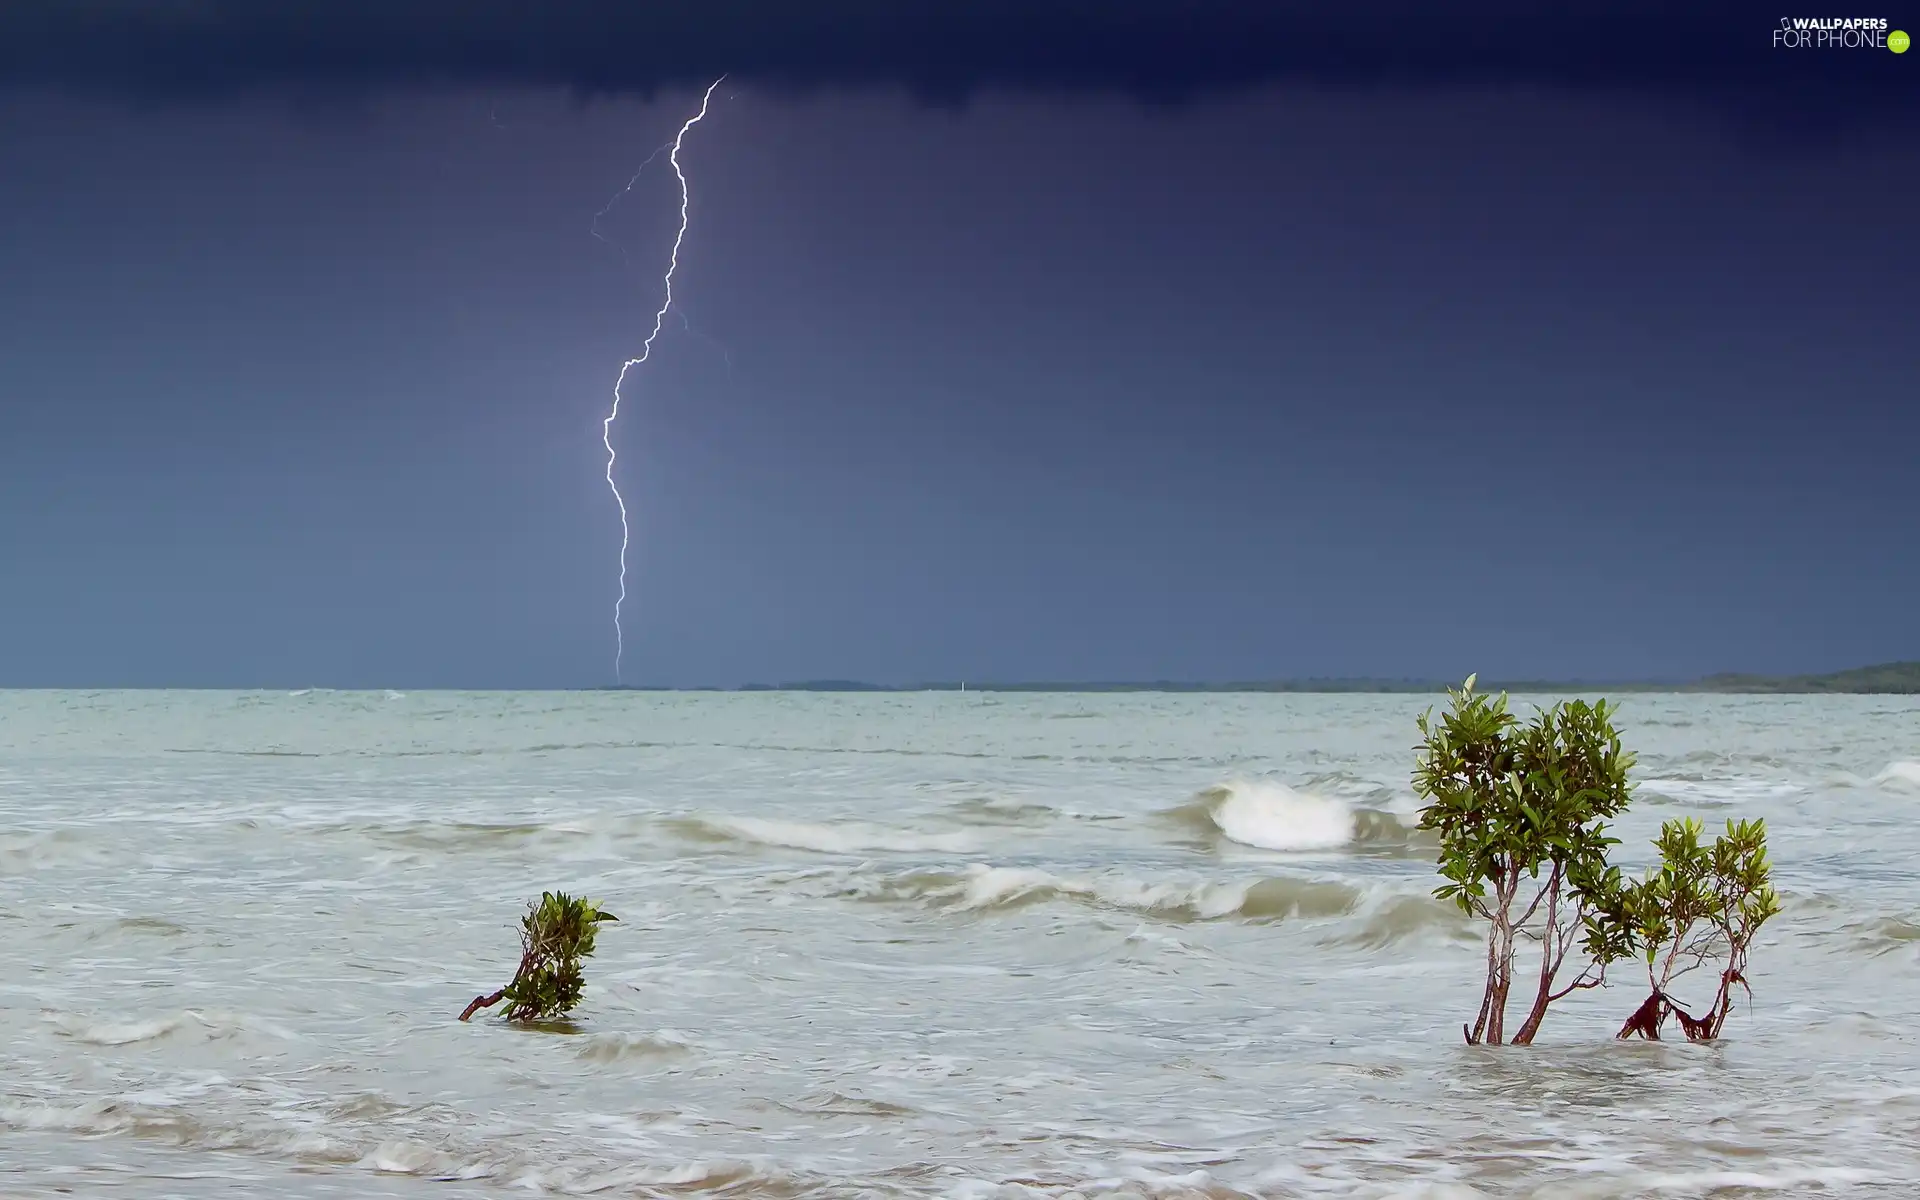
[
  {"left": 1615, "top": 817, "right": 1780, "bottom": 1043},
  {"left": 460, "top": 891, "right": 619, "bottom": 1023},
  {"left": 1414, "top": 676, "right": 1637, "bottom": 1045}
]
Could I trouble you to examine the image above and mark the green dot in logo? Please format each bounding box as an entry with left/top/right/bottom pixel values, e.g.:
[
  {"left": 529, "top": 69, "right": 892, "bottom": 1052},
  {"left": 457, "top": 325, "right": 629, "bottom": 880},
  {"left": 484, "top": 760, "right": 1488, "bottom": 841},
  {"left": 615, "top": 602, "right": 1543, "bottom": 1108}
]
[{"left": 1892, "top": 29, "right": 1911, "bottom": 52}]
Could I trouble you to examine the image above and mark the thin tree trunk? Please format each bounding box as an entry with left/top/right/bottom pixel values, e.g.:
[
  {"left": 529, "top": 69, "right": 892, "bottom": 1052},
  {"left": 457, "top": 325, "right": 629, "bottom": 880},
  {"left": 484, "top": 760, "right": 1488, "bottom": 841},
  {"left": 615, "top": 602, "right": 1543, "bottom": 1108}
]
[
  {"left": 1484, "top": 867, "right": 1517, "bottom": 1045},
  {"left": 1467, "top": 916, "right": 1500, "bottom": 1044},
  {"left": 1511, "top": 863, "right": 1564, "bottom": 1046},
  {"left": 1487, "top": 940, "right": 1509, "bottom": 1045}
]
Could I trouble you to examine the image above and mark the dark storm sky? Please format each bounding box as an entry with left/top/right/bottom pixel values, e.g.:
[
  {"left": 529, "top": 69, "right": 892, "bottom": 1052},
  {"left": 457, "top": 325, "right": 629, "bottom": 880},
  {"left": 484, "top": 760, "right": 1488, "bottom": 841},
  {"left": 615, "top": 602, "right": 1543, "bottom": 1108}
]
[{"left": 0, "top": 3, "right": 1914, "bottom": 688}]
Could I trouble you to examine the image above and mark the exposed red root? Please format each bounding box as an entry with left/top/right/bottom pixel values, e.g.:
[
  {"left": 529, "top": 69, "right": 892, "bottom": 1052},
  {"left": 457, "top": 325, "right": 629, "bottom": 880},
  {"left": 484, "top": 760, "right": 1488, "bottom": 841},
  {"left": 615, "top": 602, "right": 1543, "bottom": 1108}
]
[
  {"left": 459, "top": 989, "right": 506, "bottom": 1022},
  {"left": 1618, "top": 980, "right": 1745, "bottom": 1044},
  {"left": 1673, "top": 1005, "right": 1714, "bottom": 1041},
  {"left": 1616, "top": 991, "right": 1668, "bottom": 1040}
]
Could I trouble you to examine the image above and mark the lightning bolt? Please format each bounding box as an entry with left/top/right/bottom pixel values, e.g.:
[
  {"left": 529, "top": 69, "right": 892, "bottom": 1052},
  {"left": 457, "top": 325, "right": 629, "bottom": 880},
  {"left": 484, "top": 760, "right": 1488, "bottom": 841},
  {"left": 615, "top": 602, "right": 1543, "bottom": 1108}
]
[{"left": 600, "top": 76, "right": 725, "bottom": 684}]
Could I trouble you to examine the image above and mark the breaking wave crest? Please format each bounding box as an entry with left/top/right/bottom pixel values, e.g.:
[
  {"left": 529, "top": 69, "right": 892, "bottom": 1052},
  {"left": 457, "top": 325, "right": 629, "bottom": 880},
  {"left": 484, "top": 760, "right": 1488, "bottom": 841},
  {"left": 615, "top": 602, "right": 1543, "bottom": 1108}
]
[
  {"left": 1873, "top": 761, "right": 1920, "bottom": 792},
  {"left": 1166, "top": 780, "right": 1419, "bottom": 852},
  {"left": 847, "top": 863, "right": 1362, "bottom": 922}
]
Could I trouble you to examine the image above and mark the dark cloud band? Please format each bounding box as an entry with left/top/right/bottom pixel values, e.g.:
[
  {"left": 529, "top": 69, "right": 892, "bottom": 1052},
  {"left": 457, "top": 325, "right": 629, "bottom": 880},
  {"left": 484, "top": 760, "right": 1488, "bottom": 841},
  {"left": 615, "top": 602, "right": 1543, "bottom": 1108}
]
[{"left": 1, "top": 0, "right": 1910, "bottom": 112}]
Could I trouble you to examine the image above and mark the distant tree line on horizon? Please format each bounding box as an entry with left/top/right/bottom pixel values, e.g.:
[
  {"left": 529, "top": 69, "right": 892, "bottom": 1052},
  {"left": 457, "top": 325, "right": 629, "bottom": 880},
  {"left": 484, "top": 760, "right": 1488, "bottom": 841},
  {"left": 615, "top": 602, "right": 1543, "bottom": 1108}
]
[{"left": 602, "top": 661, "right": 1920, "bottom": 695}]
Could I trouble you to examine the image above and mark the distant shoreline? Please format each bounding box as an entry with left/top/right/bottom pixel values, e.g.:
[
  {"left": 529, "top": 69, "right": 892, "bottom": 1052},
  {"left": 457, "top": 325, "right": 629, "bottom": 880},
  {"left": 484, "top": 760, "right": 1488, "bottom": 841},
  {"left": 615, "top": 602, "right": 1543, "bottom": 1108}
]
[
  {"left": 601, "top": 662, "right": 1920, "bottom": 696},
  {"left": 8, "top": 663, "right": 1915, "bottom": 694}
]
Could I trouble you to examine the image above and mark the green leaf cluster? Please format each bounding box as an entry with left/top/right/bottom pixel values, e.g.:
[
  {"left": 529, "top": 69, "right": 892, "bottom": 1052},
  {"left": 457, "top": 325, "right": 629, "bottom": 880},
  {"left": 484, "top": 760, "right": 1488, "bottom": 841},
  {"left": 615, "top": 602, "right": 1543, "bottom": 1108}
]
[
  {"left": 461, "top": 891, "right": 619, "bottom": 1024},
  {"left": 1614, "top": 816, "right": 1781, "bottom": 1042},
  {"left": 1417, "top": 678, "right": 1634, "bottom": 920},
  {"left": 499, "top": 891, "right": 618, "bottom": 1021}
]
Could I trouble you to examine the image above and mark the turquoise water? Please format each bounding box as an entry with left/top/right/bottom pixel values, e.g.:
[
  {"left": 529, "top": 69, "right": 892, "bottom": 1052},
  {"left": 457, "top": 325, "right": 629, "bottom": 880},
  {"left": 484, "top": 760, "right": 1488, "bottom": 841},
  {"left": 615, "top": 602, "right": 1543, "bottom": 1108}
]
[{"left": 1, "top": 689, "right": 1916, "bottom": 1197}]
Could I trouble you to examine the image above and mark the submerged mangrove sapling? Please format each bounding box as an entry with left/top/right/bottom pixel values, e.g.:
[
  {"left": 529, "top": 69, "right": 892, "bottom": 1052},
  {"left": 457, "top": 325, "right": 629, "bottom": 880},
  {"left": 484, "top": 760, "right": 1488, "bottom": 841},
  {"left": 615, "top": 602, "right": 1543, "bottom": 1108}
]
[
  {"left": 1615, "top": 816, "right": 1780, "bottom": 1042},
  {"left": 460, "top": 891, "right": 618, "bottom": 1023},
  {"left": 1413, "top": 676, "right": 1636, "bottom": 1045}
]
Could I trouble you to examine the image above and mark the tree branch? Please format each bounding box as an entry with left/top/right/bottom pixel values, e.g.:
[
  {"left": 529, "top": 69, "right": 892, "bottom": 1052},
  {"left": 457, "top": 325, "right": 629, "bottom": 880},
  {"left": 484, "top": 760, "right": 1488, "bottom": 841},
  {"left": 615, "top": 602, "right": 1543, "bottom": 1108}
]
[{"left": 1515, "top": 874, "right": 1555, "bottom": 928}]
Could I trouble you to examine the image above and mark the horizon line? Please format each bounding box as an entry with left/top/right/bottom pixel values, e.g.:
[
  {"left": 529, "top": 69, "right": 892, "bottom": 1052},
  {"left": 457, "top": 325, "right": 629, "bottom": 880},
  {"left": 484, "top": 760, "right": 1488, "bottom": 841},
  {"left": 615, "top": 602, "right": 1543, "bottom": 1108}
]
[{"left": 3, "top": 660, "right": 1916, "bottom": 695}]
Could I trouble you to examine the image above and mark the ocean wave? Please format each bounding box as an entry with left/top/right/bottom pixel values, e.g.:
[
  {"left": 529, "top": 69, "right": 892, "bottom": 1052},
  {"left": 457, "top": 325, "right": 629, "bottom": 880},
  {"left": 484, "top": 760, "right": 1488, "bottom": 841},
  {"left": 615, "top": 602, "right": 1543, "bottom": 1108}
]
[
  {"left": 2, "top": 1095, "right": 805, "bottom": 1196},
  {"left": 951, "top": 1166, "right": 1260, "bottom": 1200},
  {"left": 0, "top": 830, "right": 118, "bottom": 873},
  {"left": 357, "top": 1139, "right": 491, "bottom": 1178},
  {"left": 847, "top": 863, "right": 1362, "bottom": 923},
  {"left": 359, "top": 1139, "right": 785, "bottom": 1193},
  {"left": 944, "top": 795, "right": 1063, "bottom": 827},
  {"left": 1167, "top": 781, "right": 1420, "bottom": 853},
  {"left": 357, "top": 819, "right": 580, "bottom": 854},
  {"left": 785, "top": 1090, "right": 919, "bottom": 1118},
  {"left": 340, "top": 817, "right": 652, "bottom": 868},
  {"left": 576, "top": 1029, "right": 697, "bottom": 1065},
  {"left": 1846, "top": 914, "right": 1920, "bottom": 957},
  {"left": 665, "top": 815, "right": 983, "bottom": 856},
  {"left": 1629, "top": 1166, "right": 1881, "bottom": 1193},
  {"left": 0, "top": 1097, "right": 357, "bottom": 1164},
  {"left": 1637, "top": 777, "right": 1803, "bottom": 806},
  {"left": 326, "top": 810, "right": 988, "bottom": 862},
  {"left": 44, "top": 1008, "right": 292, "bottom": 1047},
  {"left": 1872, "top": 761, "right": 1920, "bottom": 792},
  {"left": 1295, "top": 770, "right": 1412, "bottom": 809},
  {"left": 89, "top": 915, "right": 190, "bottom": 940},
  {"left": 1, "top": 1097, "right": 225, "bottom": 1141},
  {"left": 1321, "top": 893, "right": 1478, "bottom": 950},
  {"left": 1673, "top": 749, "right": 1797, "bottom": 770}
]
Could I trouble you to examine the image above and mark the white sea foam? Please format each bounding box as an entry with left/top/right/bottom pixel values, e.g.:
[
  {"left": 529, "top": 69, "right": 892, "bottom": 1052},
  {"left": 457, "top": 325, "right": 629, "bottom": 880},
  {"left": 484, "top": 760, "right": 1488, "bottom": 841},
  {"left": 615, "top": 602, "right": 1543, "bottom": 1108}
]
[
  {"left": 1202, "top": 779, "right": 1357, "bottom": 851},
  {"left": 357, "top": 1139, "right": 484, "bottom": 1176}
]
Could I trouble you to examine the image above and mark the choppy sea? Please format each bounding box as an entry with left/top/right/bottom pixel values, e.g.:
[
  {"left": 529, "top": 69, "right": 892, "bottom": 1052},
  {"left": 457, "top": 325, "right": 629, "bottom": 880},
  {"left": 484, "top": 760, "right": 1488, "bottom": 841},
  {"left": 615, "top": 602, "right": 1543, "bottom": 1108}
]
[{"left": 2, "top": 689, "right": 1917, "bottom": 1198}]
